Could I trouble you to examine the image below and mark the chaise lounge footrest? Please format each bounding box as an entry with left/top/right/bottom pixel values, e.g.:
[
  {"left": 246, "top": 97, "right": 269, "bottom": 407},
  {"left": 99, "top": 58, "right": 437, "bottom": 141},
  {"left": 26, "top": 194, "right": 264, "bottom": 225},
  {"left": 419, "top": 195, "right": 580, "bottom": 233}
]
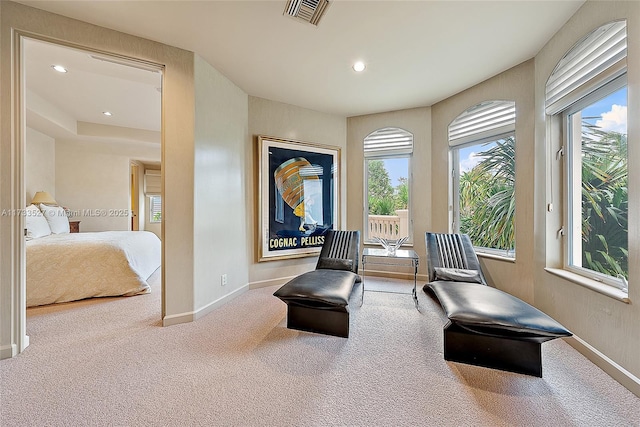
[{"left": 274, "top": 269, "right": 358, "bottom": 338}]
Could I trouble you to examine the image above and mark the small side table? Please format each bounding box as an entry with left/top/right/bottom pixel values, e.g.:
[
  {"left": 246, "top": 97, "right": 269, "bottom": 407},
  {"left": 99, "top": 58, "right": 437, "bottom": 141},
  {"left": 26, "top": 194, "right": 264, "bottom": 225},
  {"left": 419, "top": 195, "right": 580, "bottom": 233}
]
[
  {"left": 361, "top": 248, "right": 419, "bottom": 310},
  {"left": 69, "top": 220, "right": 80, "bottom": 233}
]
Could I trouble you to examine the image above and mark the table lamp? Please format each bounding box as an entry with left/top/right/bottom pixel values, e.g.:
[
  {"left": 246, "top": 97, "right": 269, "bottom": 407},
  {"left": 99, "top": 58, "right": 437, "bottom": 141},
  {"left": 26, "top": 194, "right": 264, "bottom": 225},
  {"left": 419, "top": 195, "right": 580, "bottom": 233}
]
[{"left": 30, "top": 191, "right": 57, "bottom": 206}]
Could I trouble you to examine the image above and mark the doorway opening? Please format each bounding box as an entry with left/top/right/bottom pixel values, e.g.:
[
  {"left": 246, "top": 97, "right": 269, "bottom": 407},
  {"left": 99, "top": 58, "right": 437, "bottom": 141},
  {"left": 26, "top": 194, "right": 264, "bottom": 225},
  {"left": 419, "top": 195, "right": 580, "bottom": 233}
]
[{"left": 21, "top": 36, "right": 164, "bottom": 341}]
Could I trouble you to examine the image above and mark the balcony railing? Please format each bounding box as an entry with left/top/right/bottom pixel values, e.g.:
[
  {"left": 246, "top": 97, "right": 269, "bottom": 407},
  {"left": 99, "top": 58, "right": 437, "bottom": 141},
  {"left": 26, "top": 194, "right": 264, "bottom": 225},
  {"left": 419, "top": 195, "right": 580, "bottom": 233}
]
[{"left": 367, "top": 209, "right": 408, "bottom": 240}]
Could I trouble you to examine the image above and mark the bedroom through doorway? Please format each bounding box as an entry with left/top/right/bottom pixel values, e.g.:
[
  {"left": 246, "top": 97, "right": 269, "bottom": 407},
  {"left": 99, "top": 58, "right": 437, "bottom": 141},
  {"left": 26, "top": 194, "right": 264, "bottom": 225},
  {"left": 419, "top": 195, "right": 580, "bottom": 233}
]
[{"left": 22, "top": 37, "right": 164, "bottom": 330}]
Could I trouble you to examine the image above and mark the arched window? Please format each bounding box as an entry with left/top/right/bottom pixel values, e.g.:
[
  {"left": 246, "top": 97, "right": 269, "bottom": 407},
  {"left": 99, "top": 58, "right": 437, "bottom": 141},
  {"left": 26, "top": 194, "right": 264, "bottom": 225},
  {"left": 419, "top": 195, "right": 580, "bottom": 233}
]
[
  {"left": 546, "top": 20, "right": 628, "bottom": 292},
  {"left": 448, "top": 100, "right": 516, "bottom": 257},
  {"left": 363, "top": 127, "right": 413, "bottom": 243}
]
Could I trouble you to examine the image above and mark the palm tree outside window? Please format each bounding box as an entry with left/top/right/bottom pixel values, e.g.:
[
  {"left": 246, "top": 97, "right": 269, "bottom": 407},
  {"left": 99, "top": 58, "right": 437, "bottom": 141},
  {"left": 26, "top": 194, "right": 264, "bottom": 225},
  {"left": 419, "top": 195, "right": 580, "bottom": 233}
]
[
  {"left": 564, "top": 82, "right": 628, "bottom": 285},
  {"left": 449, "top": 100, "right": 516, "bottom": 258}
]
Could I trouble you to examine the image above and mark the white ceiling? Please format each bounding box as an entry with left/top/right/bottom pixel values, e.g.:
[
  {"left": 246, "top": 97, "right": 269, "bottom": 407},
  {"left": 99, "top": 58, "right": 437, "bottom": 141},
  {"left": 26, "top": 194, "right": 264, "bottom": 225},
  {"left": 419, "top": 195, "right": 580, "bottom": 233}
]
[
  {"left": 25, "top": 38, "right": 162, "bottom": 138},
  {"left": 18, "top": 0, "right": 585, "bottom": 128}
]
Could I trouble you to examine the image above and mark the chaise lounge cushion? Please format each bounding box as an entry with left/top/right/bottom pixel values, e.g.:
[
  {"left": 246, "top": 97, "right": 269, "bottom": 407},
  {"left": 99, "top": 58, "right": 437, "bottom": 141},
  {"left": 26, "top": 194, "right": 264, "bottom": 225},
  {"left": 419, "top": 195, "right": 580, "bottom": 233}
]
[
  {"left": 274, "top": 269, "right": 358, "bottom": 308},
  {"left": 428, "top": 281, "right": 572, "bottom": 340}
]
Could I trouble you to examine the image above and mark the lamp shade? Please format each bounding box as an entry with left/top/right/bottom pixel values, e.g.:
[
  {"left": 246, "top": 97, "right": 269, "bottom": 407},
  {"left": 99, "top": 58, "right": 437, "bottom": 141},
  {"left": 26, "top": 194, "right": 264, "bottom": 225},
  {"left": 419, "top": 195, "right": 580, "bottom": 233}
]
[{"left": 30, "top": 191, "right": 57, "bottom": 205}]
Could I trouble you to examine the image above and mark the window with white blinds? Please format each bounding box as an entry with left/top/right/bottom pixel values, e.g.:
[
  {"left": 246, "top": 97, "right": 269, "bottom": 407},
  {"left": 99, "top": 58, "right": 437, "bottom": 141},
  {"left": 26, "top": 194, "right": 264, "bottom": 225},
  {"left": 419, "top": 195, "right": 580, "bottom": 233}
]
[
  {"left": 363, "top": 127, "right": 413, "bottom": 244},
  {"left": 448, "top": 100, "right": 515, "bottom": 147},
  {"left": 149, "top": 196, "right": 161, "bottom": 223},
  {"left": 545, "top": 20, "right": 627, "bottom": 115},
  {"left": 448, "top": 100, "right": 516, "bottom": 257},
  {"left": 546, "top": 20, "right": 629, "bottom": 293}
]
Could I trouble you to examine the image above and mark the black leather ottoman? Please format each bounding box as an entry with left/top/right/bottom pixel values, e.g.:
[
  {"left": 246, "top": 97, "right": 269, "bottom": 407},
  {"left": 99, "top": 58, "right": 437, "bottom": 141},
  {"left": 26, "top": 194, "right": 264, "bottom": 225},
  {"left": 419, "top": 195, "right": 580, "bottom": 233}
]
[{"left": 274, "top": 269, "right": 358, "bottom": 338}]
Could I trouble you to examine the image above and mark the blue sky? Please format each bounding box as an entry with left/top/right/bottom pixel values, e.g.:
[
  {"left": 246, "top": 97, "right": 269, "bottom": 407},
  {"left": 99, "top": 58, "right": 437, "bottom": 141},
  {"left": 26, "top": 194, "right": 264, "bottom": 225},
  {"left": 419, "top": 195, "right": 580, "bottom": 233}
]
[
  {"left": 380, "top": 157, "right": 408, "bottom": 188},
  {"left": 582, "top": 86, "right": 627, "bottom": 133},
  {"left": 459, "top": 142, "right": 496, "bottom": 173}
]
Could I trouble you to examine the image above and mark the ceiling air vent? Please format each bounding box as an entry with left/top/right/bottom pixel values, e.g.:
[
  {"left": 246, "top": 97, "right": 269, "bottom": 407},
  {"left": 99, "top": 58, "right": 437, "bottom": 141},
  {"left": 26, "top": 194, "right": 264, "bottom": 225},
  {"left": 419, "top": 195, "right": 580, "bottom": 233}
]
[{"left": 284, "top": 0, "right": 330, "bottom": 26}]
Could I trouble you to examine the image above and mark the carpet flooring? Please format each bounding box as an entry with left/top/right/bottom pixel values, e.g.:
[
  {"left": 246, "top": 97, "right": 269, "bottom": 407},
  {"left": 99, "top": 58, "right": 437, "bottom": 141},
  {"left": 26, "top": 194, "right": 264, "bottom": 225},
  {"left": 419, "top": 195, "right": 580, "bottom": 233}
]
[{"left": 1, "top": 273, "right": 639, "bottom": 426}]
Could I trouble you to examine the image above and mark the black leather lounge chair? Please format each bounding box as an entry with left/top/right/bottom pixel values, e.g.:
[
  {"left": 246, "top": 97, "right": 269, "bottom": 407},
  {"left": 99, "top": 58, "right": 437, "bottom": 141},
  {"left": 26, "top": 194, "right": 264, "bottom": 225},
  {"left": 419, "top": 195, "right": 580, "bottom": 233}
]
[
  {"left": 424, "top": 232, "right": 572, "bottom": 377},
  {"left": 273, "top": 230, "right": 360, "bottom": 338}
]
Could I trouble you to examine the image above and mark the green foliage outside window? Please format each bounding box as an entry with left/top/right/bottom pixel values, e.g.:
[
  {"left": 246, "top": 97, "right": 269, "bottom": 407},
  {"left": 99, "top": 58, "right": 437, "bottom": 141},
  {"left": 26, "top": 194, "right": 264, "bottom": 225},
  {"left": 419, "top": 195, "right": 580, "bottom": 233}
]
[
  {"left": 459, "top": 125, "right": 628, "bottom": 279},
  {"left": 580, "top": 122, "right": 628, "bottom": 279},
  {"left": 459, "top": 137, "right": 515, "bottom": 252},
  {"left": 367, "top": 159, "right": 408, "bottom": 215}
]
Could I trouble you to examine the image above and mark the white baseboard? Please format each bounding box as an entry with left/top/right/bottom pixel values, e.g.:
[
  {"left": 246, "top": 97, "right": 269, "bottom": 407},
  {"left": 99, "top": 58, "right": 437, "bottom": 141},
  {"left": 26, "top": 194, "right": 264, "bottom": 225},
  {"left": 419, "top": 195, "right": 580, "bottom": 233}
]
[
  {"left": 0, "top": 333, "right": 28, "bottom": 360},
  {"left": 565, "top": 335, "right": 640, "bottom": 398},
  {"left": 0, "top": 343, "right": 17, "bottom": 360},
  {"left": 249, "top": 276, "right": 296, "bottom": 290},
  {"left": 162, "top": 284, "right": 249, "bottom": 327}
]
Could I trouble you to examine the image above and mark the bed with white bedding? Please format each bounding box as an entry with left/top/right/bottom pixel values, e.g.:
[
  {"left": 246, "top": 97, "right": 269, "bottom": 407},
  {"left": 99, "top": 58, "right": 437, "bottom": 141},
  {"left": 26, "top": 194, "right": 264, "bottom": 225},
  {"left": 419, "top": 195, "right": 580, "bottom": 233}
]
[{"left": 26, "top": 231, "right": 161, "bottom": 307}]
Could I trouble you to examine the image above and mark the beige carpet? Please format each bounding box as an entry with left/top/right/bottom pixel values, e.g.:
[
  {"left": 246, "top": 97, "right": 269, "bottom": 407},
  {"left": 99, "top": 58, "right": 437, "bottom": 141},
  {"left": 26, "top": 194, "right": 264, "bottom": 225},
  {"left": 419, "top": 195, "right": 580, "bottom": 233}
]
[{"left": 1, "top": 273, "right": 639, "bottom": 426}]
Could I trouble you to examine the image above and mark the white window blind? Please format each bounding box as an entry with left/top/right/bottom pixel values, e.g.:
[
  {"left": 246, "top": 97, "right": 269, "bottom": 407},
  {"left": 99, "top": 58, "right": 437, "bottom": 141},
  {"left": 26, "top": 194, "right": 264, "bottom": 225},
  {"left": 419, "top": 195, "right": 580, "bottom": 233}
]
[
  {"left": 448, "top": 100, "right": 516, "bottom": 147},
  {"left": 144, "top": 169, "right": 161, "bottom": 195},
  {"left": 545, "top": 20, "right": 627, "bottom": 115},
  {"left": 364, "top": 127, "right": 413, "bottom": 158}
]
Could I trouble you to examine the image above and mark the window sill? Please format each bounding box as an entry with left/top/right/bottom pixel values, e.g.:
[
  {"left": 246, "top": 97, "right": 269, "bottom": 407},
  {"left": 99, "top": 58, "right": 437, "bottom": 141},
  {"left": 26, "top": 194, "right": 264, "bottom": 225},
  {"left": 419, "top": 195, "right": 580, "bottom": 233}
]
[
  {"left": 544, "top": 268, "right": 630, "bottom": 303},
  {"left": 477, "top": 252, "right": 515, "bottom": 263}
]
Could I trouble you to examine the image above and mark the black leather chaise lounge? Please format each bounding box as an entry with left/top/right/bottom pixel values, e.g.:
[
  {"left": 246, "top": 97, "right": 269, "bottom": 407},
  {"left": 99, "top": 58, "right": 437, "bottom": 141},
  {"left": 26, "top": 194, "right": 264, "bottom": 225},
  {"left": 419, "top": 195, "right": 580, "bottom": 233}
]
[
  {"left": 273, "top": 230, "right": 360, "bottom": 338},
  {"left": 424, "top": 232, "right": 572, "bottom": 377}
]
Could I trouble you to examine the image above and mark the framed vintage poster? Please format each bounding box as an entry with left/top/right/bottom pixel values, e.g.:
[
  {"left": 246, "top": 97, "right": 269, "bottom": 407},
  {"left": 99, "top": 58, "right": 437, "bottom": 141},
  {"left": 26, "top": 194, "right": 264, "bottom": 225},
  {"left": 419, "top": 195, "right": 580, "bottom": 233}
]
[{"left": 258, "top": 135, "right": 340, "bottom": 261}]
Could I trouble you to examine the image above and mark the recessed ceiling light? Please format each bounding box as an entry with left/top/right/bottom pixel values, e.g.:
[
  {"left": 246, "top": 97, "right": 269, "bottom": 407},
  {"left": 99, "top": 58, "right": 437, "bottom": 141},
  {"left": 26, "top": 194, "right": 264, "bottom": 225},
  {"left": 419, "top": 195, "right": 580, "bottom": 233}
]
[
  {"left": 51, "top": 65, "right": 67, "bottom": 73},
  {"left": 353, "top": 61, "right": 366, "bottom": 72},
  {"left": 102, "top": 111, "right": 113, "bottom": 116}
]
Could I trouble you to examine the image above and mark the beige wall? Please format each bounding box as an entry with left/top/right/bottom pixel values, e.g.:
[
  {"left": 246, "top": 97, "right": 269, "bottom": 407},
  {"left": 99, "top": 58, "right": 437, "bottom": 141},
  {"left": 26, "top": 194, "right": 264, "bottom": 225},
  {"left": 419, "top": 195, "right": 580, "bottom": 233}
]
[
  {"left": 346, "top": 107, "right": 431, "bottom": 279},
  {"left": 26, "top": 128, "right": 161, "bottom": 234},
  {"left": 192, "top": 54, "right": 249, "bottom": 312},
  {"left": 533, "top": 1, "right": 640, "bottom": 380},
  {"left": 55, "top": 139, "right": 160, "bottom": 232},
  {"left": 430, "top": 60, "right": 536, "bottom": 303},
  {"left": 25, "top": 127, "right": 55, "bottom": 203},
  {"left": 247, "top": 96, "right": 347, "bottom": 287}
]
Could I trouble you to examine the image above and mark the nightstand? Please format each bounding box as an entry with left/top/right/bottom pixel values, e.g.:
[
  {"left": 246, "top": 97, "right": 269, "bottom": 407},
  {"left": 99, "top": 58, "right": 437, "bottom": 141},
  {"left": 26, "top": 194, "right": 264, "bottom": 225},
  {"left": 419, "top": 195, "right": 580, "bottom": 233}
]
[{"left": 69, "top": 220, "right": 80, "bottom": 233}]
